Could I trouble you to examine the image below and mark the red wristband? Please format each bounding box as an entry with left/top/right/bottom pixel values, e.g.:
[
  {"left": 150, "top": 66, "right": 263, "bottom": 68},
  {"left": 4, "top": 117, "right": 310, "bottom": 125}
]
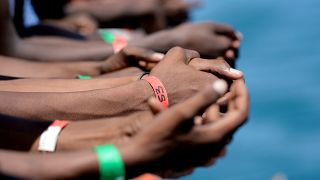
[
  {"left": 51, "top": 120, "right": 69, "bottom": 128},
  {"left": 142, "top": 75, "right": 169, "bottom": 108},
  {"left": 112, "top": 35, "right": 128, "bottom": 53}
]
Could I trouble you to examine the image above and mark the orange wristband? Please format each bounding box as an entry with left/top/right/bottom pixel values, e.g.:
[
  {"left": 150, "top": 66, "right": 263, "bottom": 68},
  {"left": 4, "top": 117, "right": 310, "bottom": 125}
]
[{"left": 142, "top": 75, "right": 169, "bottom": 108}]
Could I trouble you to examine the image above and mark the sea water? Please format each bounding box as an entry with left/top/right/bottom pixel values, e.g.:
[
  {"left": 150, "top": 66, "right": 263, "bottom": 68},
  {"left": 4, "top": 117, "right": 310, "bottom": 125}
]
[{"left": 183, "top": 0, "right": 320, "bottom": 179}]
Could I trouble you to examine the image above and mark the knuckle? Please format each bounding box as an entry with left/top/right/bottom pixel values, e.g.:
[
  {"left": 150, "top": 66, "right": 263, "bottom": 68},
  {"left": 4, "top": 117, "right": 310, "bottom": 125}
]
[{"left": 171, "top": 46, "right": 184, "bottom": 52}]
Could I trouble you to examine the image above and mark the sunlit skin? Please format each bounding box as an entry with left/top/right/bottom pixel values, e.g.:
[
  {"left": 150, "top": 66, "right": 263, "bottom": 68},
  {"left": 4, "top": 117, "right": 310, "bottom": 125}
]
[
  {"left": 0, "top": 78, "right": 249, "bottom": 179},
  {"left": 0, "top": 47, "right": 242, "bottom": 121}
]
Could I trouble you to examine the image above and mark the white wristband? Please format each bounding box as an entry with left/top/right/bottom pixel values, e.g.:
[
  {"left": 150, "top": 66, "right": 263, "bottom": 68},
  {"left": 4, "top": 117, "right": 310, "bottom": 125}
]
[{"left": 38, "top": 120, "right": 69, "bottom": 152}]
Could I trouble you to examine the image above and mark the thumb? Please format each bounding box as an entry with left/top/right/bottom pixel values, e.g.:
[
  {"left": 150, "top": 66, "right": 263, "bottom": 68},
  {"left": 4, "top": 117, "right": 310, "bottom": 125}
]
[
  {"left": 147, "top": 97, "right": 166, "bottom": 115},
  {"left": 155, "top": 80, "right": 228, "bottom": 129},
  {"left": 123, "top": 47, "right": 164, "bottom": 62}
]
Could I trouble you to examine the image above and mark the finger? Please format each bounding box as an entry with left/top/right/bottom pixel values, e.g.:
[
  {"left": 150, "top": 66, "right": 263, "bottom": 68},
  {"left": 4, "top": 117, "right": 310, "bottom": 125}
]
[
  {"left": 148, "top": 97, "right": 166, "bottom": 115},
  {"left": 194, "top": 116, "right": 204, "bottom": 126},
  {"left": 218, "top": 148, "right": 227, "bottom": 157},
  {"left": 138, "top": 61, "right": 158, "bottom": 71},
  {"left": 154, "top": 80, "right": 228, "bottom": 129},
  {"left": 203, "top": 158, "right": 216, "bottom": 167},
  {"left": 190, "top": 58, "right": 243, "bottom": 79},
  {"left": 211, "top": 23, "right": 238, "bottom": 40},
  {"left": 236, "top": 31, "right": 243, "bottom": 40},
  {"left": 231, "top": 79, "right": 250, "bottom": 112},
  {"left": 225, "top": 49, "right": 235, "bottom": 60},
  {"left": 164, "top": 47, "right": 200, "bottom": 65},
  {"left": 123, "top": 47, "right": 164, "bottom": 62},
  {"left": 193, "top": 80, "right": 249, "bottom": 144},
  {"left": 231, "top": 40, "right": 241, "bottom": 49},
  {"left": 185, "top": 49, "right": 201, "bottom": 64},
  {"left": 203, "top": 104, "right": 220, "bottom": 124},
  {"left": 217, "top": 92, "right": 233, "bottom": 106},
  {"left": 211, "top": 36, "right": 233, "bottom": 52}
]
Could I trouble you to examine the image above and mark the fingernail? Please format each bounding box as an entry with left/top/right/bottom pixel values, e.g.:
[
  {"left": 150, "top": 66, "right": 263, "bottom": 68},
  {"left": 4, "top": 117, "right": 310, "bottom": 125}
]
[
  {"left": 229, "top": 68, "right": 243, "bottom": 76},
  {"left": 212, "top": 80, "right": 227, "bottom": 95},
  {"left": 151, "top": 52, "right": 165, "bottom": 60},
  {"left": 226, "top": 50, "right": 235, "bottom": 59},
  {"left": 232, "top": 40, "right": 240, "bottom": 48},
  {"left": 236, "top": 31, "right": 243, "bottom": 40}
]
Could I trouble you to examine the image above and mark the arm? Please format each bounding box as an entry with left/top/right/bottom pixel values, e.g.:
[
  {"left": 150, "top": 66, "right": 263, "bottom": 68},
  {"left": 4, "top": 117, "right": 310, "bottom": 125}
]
[
  {"left": 0, "top": 47, "right": 243, "bottom": 120},
  {"left": 16, "top": 37, "right": 114, "bottom": 62},
  {"left": 0, "top": 110, "right": 152, "bottom": 151},
  {"left": 0, "top": 76, "right": 137, "bottom": 92},
  {"left": 0, "top": 0, "right": 113, "bottom": 62},
  {"left": 0, "top": 149, "right": 100, "bottom": 179},
  {"left": 0, "top": 47, "right": 163, "bottom": 78},
  {"left": 0, "top": 80, "right": 154, "bottom": 120},
  {"left": 0, "top": 56, "right": 102, "bottom": 78},
  {"left": 0, "top": 79, "right": 249, "bottom": 179}
]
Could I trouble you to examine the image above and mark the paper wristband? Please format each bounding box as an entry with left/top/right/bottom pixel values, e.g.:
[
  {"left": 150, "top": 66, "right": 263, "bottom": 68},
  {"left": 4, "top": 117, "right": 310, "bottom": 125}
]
[
  {"left": 142, "top": 75, "right": 169, "bottom": 108},
  {"left": 100, "top": 31, "right": 128, "bottom": 53},
  {"left": 95, "top": 144, "right": 125, "bottom": 180},
  {"left": 38, "top": 120, "right": 69, "bottom": 152},
  {"left": 112, "top": 36, "right": 128, "bottom": 53},
  {"left": 76, "top": 75, "right": 92, "bottom": 80}
]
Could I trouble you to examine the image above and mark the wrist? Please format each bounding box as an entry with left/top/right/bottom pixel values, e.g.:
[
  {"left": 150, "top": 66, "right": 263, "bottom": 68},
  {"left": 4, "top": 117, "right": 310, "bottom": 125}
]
[
  {"left": 129, "top": 29, "right": 173, "bottom": 53},
  {"left": 60, "top": 61, "right": 103, "bottom": 77}
]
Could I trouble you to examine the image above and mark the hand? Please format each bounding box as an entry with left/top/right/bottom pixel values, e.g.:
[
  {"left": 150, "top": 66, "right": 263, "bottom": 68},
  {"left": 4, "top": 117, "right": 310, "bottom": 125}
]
[
  {"left": 120, "top": 79, "right": 249, "bottom": 178},
  {"left": 134, "top": 22, "right": 241, "bottom": 61},
  {"left": 101, "top": 47, "right": 165, "bottom": 73},
  {"left": 150, "top": 47, "right": 242, "bottom": 105}
]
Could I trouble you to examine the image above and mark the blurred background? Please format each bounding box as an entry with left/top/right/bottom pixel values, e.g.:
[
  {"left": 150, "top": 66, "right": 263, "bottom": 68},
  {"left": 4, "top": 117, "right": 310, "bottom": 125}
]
[{"left": 182, "top": 0, "right": 320, "bottom": 179}]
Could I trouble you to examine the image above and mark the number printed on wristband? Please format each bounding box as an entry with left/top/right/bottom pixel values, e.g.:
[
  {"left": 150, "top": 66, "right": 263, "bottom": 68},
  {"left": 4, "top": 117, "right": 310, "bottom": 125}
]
[
  {"left": 142, "top": 76, "right": 169, "bottom": 108},
  {"left": 155, "top": 86, "right": 166, "bottom": 102}
]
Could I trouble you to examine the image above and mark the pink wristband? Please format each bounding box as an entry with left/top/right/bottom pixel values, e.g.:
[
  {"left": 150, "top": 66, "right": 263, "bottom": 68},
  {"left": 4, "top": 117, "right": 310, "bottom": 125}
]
[{"left": 142, "top": 75, "right": 169, "bottom": 108}]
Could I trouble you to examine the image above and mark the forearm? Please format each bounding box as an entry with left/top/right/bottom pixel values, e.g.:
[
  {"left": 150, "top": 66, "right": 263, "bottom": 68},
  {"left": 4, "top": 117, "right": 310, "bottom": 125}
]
[
  {"left": 0, "top": 76, "right": 138, "bottom": 92},
  {"left": 15, "top": 37, "right": 113, "bottom": 62},
  {"left": 0, "top": 81, "right": 153, "bottom": 120},
  {"left": 0, "top": 145, "right": 143, "bottom": 179},
  {"left": 29, "top": 111, "right": 153, "bottom": 151},
  {"left": 0, "top": 56, "right": 102, "bottom": 78},
  {"left": 130, "top": 29, "right": 175, "bottom": 53},
  {"left": 0, "top": 150, "right": 99, "bottom": 179}
]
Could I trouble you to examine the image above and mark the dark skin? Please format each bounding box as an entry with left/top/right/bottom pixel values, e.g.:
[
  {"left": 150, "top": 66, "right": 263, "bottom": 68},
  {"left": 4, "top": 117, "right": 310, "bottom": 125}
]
[
  {"left": 0, "top": 74, "right": 239, "bottom": 151},
  {"left": 0, "top": 79, "right": 249, "bottom": 179},
  {"left": 64, "top": 0, "right": 201, "bottom": 33},
  {"left": 65, "top": 0, "right": 167, "bottom": 33},
  {"left": 131, "top": 22, "right": 242, "bottom": 62},
  {"left": 41, "top": 13, "right": 99, "bottom": 38},
  {"left": 1, "top": 0, "right": 241, "bottom": 63},
  {"left": 0, "top": 0, "right": 114, "bottom": 62},
  {"left": 0, "top": 47, "right": 242, "bottom": 120},
  {"left": 0, "top": 47, "right": 164, "bottom": 79}
]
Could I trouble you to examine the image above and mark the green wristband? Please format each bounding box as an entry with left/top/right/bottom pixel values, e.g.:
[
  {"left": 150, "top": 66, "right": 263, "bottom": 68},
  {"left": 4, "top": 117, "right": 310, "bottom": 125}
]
[
  {"left": 100, "top": 31, "right": 116, "bottom": 44},
  {"left": 95, "top": 144, "right": 125, "bottom": 180},
  {"left": 76, "top": 75, "right": 92, "bottom": 80}
]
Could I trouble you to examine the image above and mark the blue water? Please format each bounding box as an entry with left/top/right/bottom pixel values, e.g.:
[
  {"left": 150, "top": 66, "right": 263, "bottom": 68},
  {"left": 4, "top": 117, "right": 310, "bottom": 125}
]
[{"left": 183, "top": 0, "right": 320, "bottom": 179}]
